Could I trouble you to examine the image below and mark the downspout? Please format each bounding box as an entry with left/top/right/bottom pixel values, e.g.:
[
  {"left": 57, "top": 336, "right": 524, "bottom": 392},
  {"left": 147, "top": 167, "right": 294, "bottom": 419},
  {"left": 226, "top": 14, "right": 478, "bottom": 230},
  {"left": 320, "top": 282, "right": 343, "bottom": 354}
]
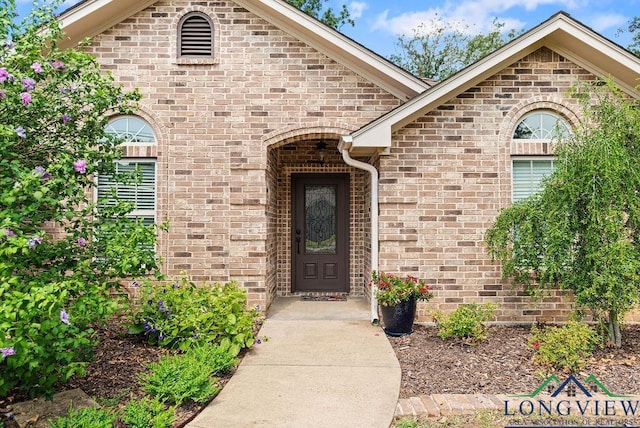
[{"left": 338, "top": 135, "right": 379, "bottom": 325}]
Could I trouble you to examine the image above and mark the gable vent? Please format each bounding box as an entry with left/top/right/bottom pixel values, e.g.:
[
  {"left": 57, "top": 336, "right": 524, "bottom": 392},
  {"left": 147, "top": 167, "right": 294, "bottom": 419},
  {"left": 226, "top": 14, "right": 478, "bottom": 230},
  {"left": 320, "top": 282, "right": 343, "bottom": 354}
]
[{"left": 179, "top": 14, "right": 213, "bottom": 57}]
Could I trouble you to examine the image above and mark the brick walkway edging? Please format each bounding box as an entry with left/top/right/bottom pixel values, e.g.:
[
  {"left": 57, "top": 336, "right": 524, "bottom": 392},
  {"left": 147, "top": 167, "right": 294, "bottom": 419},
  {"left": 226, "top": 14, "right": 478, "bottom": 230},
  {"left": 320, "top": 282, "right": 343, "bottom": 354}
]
[{"left": 395, "top": 394, "right": 506, "bottom": 419}]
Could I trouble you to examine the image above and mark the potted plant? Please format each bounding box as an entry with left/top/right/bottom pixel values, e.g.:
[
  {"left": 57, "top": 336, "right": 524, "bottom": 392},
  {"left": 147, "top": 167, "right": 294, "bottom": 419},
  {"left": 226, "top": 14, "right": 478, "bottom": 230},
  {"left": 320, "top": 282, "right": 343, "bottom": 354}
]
[{"left": 370, "top": 271, "right": 433, "bottom": 336}]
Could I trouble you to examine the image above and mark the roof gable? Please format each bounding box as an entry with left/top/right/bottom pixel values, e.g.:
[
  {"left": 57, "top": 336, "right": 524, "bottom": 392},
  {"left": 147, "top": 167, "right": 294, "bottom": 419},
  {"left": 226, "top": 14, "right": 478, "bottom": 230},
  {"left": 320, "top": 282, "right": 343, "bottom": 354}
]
[
  {"left": 57, "top": 0, "right": 430, "bottom": 100},
  {"left": 347, "top": 12, "right": 640, "bottom": 155}
]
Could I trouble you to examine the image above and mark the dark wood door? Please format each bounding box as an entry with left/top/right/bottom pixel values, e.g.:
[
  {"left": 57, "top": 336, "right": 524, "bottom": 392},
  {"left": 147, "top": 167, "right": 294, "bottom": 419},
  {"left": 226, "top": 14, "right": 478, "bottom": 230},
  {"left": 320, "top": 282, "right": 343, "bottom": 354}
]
[{"left": 292, "top": 174, "right": 349, "bottom": 293}]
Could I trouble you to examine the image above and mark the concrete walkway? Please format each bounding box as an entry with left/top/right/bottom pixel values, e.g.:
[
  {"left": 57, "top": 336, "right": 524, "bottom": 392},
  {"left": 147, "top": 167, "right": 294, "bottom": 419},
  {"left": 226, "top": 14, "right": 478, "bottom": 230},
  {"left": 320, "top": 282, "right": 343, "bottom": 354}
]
[{"left": 187, "top": 297, "right": 401, "bottom": 428}]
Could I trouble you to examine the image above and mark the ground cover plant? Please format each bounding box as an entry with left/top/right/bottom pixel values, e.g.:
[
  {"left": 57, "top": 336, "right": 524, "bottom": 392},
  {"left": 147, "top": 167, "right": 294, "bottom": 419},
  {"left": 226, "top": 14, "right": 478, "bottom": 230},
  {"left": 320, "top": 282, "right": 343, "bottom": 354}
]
[{"left": 139, "top": 343, "right": 237, "bottom": 406}]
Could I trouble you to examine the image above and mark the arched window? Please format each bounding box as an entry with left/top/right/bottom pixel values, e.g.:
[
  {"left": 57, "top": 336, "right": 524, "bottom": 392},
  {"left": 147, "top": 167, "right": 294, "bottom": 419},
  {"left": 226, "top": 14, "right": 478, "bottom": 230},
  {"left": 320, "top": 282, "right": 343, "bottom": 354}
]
[
  {"left": 178, "top": 12, "right": 214, "bottom": 58},
  {"left": 105, "top": 116, "right": 156, "bottom": 144},
  {"left": 98, "top": 116, "right": 157, "bottom": 224},
  {"left": 513, "top": 111, "right": 570, "bottom": 140},
  {"left": 511, "top": 111, "right": 570, "bottom": 202}
]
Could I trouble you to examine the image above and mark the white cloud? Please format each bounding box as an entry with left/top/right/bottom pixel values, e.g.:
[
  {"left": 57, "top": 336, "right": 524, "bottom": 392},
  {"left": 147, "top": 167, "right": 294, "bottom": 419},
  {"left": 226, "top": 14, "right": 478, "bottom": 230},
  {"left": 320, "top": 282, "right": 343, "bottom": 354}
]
[
  {"left": 349, "top": 1, "right": 368, "bottom": 20},
  {"left": 372, "top": 0, "right": 591, "bottom": 37},
  {"left": 587, "top": 12, "right": 628, "bottom": 33}
]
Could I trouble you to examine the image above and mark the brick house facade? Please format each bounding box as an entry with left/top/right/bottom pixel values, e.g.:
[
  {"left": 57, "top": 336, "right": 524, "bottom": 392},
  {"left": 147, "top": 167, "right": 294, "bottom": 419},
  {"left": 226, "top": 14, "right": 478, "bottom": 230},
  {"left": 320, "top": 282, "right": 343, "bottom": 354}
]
[{"left": 59, "top": 1, "right": 640, "bottom": 323}]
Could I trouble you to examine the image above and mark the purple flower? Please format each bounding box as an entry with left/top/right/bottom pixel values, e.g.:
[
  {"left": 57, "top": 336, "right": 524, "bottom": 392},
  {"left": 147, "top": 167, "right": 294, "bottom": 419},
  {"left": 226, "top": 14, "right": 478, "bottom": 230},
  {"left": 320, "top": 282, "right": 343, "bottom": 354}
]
[
  {"left": 5, "top": 229, "right": 16, "bottom": 238},
  {"left": 15, "top": 126, "right": 26, "bottom": 138},
  {"left": 31, "top": 62, "right": 44, "bottom": 73},
  {"left": 0, "top": 67, "right": 9, "bottom": 83},
  {"left": 21, "top": 77, "right": 36, "bottom": 91},
  {"left": 62, "top": 114, "right": 71, "bottom": 123},
  {"left": 50, "top": 60, "right": 66, "bottom": 71},
  {"left": 60, "top": 309, "right": 70, "bottom": 325},
  {"left": 254, "top": 338, "right": 262, "bottom": 345},
  {"left": 193, "top": 333, "right": 198, "bottom": 339},
  {"left": 0, "top": 347, "right": 15, "bottom": 359},
  {"left": 77, "top": 237, "right": 86, "bottom": 247},
  {"left": 20, "top": 92, "right": 31, "bottom": 106},
  {"left": 27, "top": 236, "right": 43, "bottom": 248},
  {"left": 147, "top": 299, "right": 153, "bottom": 305},
  {"left": 144, "top": 322, "right": 151, "bottom": 331},
  {"left": 3, "top": 40, "right": 13, "bottom": 50},
  {"left": 34, "top": 166, "right": 53, "bottom": 182},
  {"left": 158, "top": 333, "right": 164, "bottom": 340},
  {"left": 73, "top": 159, "right": 87, "bottom": 173},
  {"left": 131, "top": 280, "right": 139, "bottom": 287}
]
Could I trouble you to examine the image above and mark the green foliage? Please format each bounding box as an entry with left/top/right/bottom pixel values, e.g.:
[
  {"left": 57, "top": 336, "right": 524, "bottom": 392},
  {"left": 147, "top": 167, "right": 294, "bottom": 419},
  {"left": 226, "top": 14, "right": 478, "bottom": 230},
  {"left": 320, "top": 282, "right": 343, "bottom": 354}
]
[
  {"left": 129, "top": 276, "right": 259, "bottom": 354},
  {"left": 370, "top": 271, "right": 433, "bottom": 307},
  {"left": 389, "top": 16, "right": 521, "bottom": 80},
  {"left": 139, "top": 343, "right": 236, "bottom": 405},
  {"left": 285, "top": 0, "right": 354, "bottom": 30},
  {"left": 624, "top": 16, "right": 640, "bottom": 56},
  {"left": 433, "top": 303, "right": 497, "bottom": 343},
  {"left": 529, "top": 321, "right": 600, "bottom": 373},
  {"left": 485, "top": 79, "right": 640, "bottom": 347},
  {"left": 120, "top": 396, "right": 175, "bottom": 428},
  {"left": 48, "top": 407, "right": 115, "bottom": 428},
  {"left": 395, "top": 419, "right": 420, "bottom": 428},
  {"left": 0, "top": 1, "right": 161, "bottom": 397}
]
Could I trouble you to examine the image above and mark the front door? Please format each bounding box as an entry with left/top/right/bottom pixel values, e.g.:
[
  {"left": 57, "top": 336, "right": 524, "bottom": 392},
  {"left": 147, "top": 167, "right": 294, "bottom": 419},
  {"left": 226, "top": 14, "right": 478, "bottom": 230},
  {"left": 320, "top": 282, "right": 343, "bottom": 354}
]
[{"left": 292, "top": 174, "right": 349, "bottom": 293}]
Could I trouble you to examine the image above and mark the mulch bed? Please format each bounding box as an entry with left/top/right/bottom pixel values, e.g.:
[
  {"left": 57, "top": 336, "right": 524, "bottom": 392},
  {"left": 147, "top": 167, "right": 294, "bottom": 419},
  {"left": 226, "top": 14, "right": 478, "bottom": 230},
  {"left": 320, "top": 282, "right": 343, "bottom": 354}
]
[
  {"left": 0, "top": 314, "right": 235, "bottom": 428},
  {"left": 387, "top": 324, "right": 640, "bottom": 398},
  {"left": 3, "top": 318, "right": 640, "bottom": 427}
]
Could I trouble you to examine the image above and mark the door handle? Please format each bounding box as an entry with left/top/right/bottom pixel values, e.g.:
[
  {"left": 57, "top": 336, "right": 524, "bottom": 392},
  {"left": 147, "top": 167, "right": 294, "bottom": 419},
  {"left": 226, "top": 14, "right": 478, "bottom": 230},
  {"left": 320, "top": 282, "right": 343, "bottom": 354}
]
[{"left": 295, "top": 236, "right": 301, "bottom": 254}]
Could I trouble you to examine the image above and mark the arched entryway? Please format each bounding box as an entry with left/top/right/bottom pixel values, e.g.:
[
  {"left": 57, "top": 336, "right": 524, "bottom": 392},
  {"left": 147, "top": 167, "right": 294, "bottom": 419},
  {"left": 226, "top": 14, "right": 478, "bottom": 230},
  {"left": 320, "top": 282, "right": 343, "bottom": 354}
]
[{"left": 265, "top": 129, "right": 370, "bottom": 305}]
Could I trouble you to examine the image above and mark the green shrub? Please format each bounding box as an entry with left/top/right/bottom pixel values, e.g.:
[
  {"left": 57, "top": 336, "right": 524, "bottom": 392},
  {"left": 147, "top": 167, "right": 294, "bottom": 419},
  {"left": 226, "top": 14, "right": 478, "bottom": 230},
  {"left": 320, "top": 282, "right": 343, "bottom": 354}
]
[
  {"left": 129, "top": 276, "right": 258, "bottom": 354},
  {"left": 529, "top": 320, "right": 600, "bottom": 373},
  {"left": 433, "top": 303, "right": 497, "bottom": 343},
  {"left": 48, "top": 407, "right": 114, "bottom": 428},
  {"left": 120, "top": 396, "right": 175, "bottom": 428},
  {"left": 139, "top": 343, "right": 236, "bottom": 405}
]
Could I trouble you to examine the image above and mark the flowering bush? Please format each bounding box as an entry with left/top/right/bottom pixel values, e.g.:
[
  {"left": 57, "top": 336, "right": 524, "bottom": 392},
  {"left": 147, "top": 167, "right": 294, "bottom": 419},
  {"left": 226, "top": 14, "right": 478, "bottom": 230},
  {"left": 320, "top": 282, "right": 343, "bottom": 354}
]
[
  {"left": 128, "top": 276, "right": 259, "bottom": 355},
  {"left": 0, "top": 2, "right": 161, "bottom": 397},
  {"left": 370, "top": 271, "right": 433, "bottom": 306}
]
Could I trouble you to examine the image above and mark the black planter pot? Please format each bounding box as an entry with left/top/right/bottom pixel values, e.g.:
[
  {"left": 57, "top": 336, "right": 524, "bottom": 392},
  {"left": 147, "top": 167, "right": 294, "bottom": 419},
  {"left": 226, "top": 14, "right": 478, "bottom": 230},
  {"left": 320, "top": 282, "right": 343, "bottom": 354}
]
[{"left": 379, "top": 298, "right": 417, "bottom": 336}]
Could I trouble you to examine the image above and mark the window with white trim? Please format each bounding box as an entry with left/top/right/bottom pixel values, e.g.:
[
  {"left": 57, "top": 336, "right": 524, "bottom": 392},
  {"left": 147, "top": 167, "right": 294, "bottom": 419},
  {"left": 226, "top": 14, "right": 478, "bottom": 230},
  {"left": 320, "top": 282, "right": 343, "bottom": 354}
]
[
  {"left": 511, "top": 111, "right": 570, "bottom": 202},
  {"left": 105, "top": 116, "right": 156, "bottom": 144},
  {"left": 178, "top": 12, "right": 213, "bottom": 58},
  {"left": 512, "top": 158, "right": 556, "bottom": 202},
  {"left": 97, "top": 160, "right": 156, "bottom": 225}
]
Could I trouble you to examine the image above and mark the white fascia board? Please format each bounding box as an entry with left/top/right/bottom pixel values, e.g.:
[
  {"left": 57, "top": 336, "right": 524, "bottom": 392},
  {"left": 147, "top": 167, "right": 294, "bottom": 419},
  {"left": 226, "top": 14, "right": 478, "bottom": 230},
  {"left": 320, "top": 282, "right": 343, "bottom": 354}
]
[
  {"left": 58, "top": 0, "right": 158, "bottom": 48},
  {"left": 233, "top": 0, "right": 429, "bottom": 100}
]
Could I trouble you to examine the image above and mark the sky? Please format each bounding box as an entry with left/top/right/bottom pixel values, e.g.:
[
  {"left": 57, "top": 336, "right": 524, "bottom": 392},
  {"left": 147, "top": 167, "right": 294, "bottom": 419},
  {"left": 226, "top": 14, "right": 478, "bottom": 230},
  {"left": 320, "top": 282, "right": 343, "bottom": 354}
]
[{"left": 14, "top": 0, "right": 640, "bottom": 59}]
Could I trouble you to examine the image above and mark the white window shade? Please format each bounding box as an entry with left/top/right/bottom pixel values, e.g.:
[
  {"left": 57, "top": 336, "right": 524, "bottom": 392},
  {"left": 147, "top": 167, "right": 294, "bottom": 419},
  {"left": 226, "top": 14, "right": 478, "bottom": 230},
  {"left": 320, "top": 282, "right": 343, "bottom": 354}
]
[
  {"left": 512, "top": 159, "right": 555, "bottom": 202},
  {"left": 97, "top": 161, "right": 156, "bottom": 223}
]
